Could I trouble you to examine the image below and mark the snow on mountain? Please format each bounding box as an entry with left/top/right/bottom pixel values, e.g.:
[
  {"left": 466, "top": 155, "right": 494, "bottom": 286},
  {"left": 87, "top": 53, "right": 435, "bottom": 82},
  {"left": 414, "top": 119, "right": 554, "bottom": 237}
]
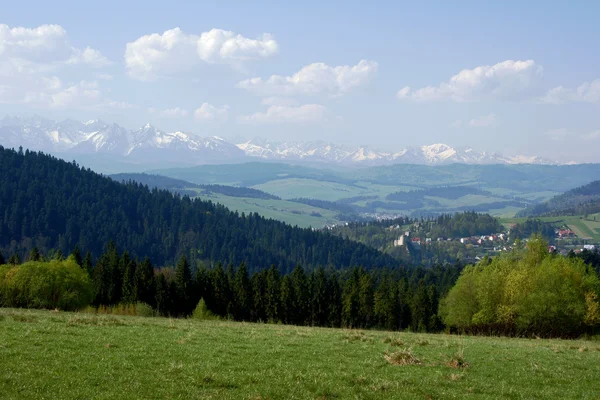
[
  {"left": 0, "top": 116, "right": 244, "bottom": 162},
  {"left": 0, "top": 115, "right": 560, "bottom": 166},
  {"left": 234, "top": 139, "right": 559, "bottom": 166}
]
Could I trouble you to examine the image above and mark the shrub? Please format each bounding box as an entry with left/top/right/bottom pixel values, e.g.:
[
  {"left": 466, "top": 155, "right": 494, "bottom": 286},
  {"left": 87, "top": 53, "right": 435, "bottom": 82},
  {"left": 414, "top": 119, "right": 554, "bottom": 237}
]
[
  {"left": 0, "top": 256, "right": 93, "bottom": 311},
  {"left": 135, "top": 302, "right": 157, "bottom": 317},
  {"left": 440, "top": 236, "right": 600, "bottom": 337}
]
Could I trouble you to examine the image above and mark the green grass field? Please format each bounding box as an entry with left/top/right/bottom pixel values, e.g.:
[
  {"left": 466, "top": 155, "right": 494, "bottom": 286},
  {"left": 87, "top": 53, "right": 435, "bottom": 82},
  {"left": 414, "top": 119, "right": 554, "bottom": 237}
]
[
  {"left": 1, "top": 308, "right": 600, "bottom": 399},
  {"left": 191, "top": 192, "right": 341, "bottom": 228}
]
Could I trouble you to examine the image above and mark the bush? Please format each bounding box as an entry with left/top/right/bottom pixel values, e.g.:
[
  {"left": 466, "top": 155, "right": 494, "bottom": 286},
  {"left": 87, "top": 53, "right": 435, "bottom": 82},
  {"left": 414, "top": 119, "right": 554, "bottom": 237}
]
[
  {"left": 440, "top": 236, "right": 600, "bottom": 337},
  {"left": 0, "top": 256, "right": 93, "bottom": 311},
  {"left": 135, "top": 302, "right": 157, "bottom": 317}
]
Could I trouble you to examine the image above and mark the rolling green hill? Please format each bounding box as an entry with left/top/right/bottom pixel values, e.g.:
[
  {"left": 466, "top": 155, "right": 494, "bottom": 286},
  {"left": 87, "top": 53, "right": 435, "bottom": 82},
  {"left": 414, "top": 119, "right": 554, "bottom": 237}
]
[{"left": 152, "top": 162, "right": 600, "bottom": 220}]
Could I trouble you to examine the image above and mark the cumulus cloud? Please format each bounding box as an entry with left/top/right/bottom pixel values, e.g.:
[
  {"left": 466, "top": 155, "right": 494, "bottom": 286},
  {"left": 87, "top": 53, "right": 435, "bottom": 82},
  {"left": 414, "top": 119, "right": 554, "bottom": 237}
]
[
  {"left": 397, "top": 60, "right": 543, "bottom": 102},
  {"left": 148, "top": 107, "right": 189, "bottom": 118},
  {"left": 540, "top": 79, "right": 600, "bottom": 104},
  {"left": 0, "top": 24, "right": 110, "bottom": 73},
  {"left": 237, "top": 60, "right": 378, "bottom": 97},
  {"left": 194, "top": 103, "right": 229, "bottom": 121},
  {"left": 0, "top": 77, "right": 133, "bottom": 110},
  {"left": 469, "top": 113, "right": 497, "bottom": 127},
  {"left": 125, "top": 27, "right": 278, "bottom": 81},
  {"left": 239, "top": 104, "right": 335, "bottom": 124}
]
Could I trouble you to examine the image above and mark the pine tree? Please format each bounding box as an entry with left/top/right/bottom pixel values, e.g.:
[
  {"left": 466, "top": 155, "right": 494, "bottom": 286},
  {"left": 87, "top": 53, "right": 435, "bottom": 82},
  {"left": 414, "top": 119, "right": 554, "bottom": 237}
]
[
  {"left": 155, "top": 273, "right": 170, "bottom": 316},
  {"left": 233, "top": 262, "right": 252, "bottom": 321},
  {"left": 265, "top": 265, "right": 281, "bottom": 322},
  {"left": 251, "top": 270, "right": 267, "bottom": 322},
  {"left": 290, "top": 265, "right": 309, "bottom": 325},
  {"left": 0, "top": 251, "right": 4, "bottom": 265},
  {"left": 121, "top": 252, "right": 137, "bottom": 304},
  {"left": 135, "top": 257, "right": 156, "bottom": 307},
  {"left": 210, "top": 263, "right": 229, "bottom": 317},
  {"left": 71, "top": 245, "right": 83, "bottom": 267},
  {"left": 175, "top": 255, "right": 193, "bottom": 316},
  {"left": 358, "top": 271, "right": 374, "bottom": 328},
  {"left": 342, "top": 267, "right": 361, "bottom": 328},
  {"left": 54, "top": 249, "right": 64, "bottom": 261},
  {"left": 310, "top": 267, "right": 329, "bottom": 326},
  {"left": 83, "top": 252, "right": 93, "bottom": 276},
  {"left": 8, "top": 253, "right": 20, "bottom": 265},
  {"left": 327, "top": 272, "right": 342, "bottom": 328},
  {"left": 28, "top": 247, "right": 42, "bottom": 262},
  {"left": 280, "top": 275, "right": 294, "bottom": 324}
]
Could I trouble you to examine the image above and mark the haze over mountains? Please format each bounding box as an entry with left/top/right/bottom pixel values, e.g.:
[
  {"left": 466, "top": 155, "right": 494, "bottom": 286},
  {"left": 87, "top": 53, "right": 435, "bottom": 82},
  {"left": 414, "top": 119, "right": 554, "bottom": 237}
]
[{"left": 1, "top": 115, "right": 558, "bottom": 167}]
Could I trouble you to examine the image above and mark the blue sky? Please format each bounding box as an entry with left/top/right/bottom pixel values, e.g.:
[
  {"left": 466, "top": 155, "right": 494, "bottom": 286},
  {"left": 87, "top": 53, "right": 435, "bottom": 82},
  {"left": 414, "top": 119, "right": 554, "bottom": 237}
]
[{"left": 1, "top": 0, "right": 599, "bottom": 162}]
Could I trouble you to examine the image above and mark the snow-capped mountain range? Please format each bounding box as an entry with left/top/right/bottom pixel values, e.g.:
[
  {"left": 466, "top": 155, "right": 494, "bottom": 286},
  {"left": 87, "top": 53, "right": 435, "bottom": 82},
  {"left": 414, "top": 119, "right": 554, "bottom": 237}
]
[{"left": 0, "top": 115, "right": 558, "bottom": 166}]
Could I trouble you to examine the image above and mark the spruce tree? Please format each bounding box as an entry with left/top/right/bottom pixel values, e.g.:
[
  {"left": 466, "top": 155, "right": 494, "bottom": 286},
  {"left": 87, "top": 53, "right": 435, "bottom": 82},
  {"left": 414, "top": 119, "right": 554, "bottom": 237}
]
[
  {"left": 71, "top": 245, "right": 83, "bottom": 267},
  {"left": 54, "top": 249, "right": 65, "bottom": 261},
  {"left": 8, "top": 253, "right": 20, "bottom": 265},
  {"left": 0, "top": 251, "right": 4, "bottom": 265},
  {"left": 233, "top": 262, "right": 252, "bottom": 321},
  {"left": 342, "top": 267, "right": 361, "bottom": 328},
  {"left": 280, "top": 275, "right": 294, "bottom": 325},
  {"left": 155, "top": 273, "right": 170, "bottom": 316},
  {"left": 174, "top": 255, "right": 193, "bottom": 316},
  {"left": 135, "top": 258, "right": 156, "bottom": 307},
  {"left": 121, "top": 252, "right": 137, "bottom": 304},
  {"left": 265, "top": 265, "right": 281, "bottom": 322},
  {"left": 290, "top": 265, "right": 309, "bottom": 325},
  {"left": 210, "top": 263, "right": 229, "bottom": 317},
  {"left": 310, "top": 267, "right": 329, "bottom": 326},
  {"left": 83, "top": 252, "right": 93, "bottom": 276},
  {"left": 28, "top": 247, "right": 42, "bottom": 262}
]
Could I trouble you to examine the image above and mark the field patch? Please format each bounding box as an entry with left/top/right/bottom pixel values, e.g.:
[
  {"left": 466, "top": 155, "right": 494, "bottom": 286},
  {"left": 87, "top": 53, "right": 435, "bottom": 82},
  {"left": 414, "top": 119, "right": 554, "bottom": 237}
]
[{"left": 1, "top": 308, "right": 599, "bottom": 399}]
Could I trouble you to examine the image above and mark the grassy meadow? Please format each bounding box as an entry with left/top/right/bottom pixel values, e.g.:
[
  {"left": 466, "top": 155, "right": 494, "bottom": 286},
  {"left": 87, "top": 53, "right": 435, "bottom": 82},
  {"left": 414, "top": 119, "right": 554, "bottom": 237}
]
[{"left": 1, "top": 308, "right": 599, "bottom": 399}]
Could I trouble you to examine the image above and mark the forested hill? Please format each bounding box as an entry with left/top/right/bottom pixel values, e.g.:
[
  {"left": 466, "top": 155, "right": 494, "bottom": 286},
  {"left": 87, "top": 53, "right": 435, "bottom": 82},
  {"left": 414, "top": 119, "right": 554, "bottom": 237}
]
[
  {"left": 517, "top": 180, "right": 600, "bottom": 217},
  {"left": 0, "top": 147, "right": 398, "bottom": 272}
]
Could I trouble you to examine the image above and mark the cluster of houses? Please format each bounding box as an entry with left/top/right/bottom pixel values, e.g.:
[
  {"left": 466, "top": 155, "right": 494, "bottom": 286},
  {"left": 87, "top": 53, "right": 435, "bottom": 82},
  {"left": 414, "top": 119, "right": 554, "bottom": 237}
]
[{"left": 393, "top": 231, "right": 508, "bottom": 248}]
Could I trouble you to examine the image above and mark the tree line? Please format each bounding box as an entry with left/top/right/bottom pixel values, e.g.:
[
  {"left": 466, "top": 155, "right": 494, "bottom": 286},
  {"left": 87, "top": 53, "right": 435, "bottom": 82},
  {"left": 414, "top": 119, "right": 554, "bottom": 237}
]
[{"left": 0, "top": 244, "right": 462, "bottom": 332}]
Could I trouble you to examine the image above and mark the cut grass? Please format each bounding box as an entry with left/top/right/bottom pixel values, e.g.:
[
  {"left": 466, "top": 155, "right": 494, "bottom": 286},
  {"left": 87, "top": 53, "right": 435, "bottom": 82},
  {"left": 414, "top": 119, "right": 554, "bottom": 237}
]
[{"left": 1, "top": 308, "right": 600, "bottom": 399}]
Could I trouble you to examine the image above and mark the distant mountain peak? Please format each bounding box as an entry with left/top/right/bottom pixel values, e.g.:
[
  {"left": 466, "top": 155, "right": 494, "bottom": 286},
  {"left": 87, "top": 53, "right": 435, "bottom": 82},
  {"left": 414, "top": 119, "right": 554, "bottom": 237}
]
[{"left": 0, "top": 115, "right": 562, "bottom": 167}]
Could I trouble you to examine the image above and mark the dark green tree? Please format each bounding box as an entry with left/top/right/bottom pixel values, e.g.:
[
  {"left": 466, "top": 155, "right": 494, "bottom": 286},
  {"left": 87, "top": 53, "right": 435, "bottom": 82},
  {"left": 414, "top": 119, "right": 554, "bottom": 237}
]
[
  {"left": 83, "top": 252, "right": 93, "bottom": 275},
  {"left": 7, "top": 254, "right": 20, "bottom": 265},
  {"left": 265, "top": 265, "right": 281, "bottom": 322},
  {"left": 174, "top": 255, "right": 193, "bottom": 316},
  {"left": 71, "top": 245, "right": 83, "bottom": 267},
  {"left": 28, "top": 247, "right": 42, "bottom": 262},
  {"left": 233, "top": 262, "right": 252, "bottom": 321},
  {"left": 134, "top": 258, "right": 155, "bottom": 307}
]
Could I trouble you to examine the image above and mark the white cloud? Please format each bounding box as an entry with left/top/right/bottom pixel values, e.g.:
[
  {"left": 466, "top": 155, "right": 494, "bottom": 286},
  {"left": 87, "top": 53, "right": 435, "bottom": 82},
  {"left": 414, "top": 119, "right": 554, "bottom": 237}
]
[
  {"left": 239, "top": 104, "right": 334, "bottom": 124},
  {"left": 584, "top": 131, "right": 600, "bottom": 140},
  {"left": 0, "top": 24, "right": 110, "bottom": 73},
  {"left": 397, "top": 60, "right": 543, "bottom": 102},
  {"left": 540, "top": 79, "right": 600, "bottom": 104},
  {"left": 546, "top": 128, "right": 571, "bottom": 141},
  {"left": 0, "top": 77, "right": 133, "bottom": 110},
  {"left": 469, "top": 113, "right": 497, "bottom": 127},
  {"left": 194, "top": 103, "right": 229, "bottom": 121},
  {"left": 125, "top": 27, "right": 278, "bottom": 81},
  {"left": 260, "top": 96, "right": 298, "bottom": 106},
  {"left": 237, "top": 60, "right": 378, "bottom": 97},
  {"left": 148, "top": 107, "right": 189, "bottom": 118}
]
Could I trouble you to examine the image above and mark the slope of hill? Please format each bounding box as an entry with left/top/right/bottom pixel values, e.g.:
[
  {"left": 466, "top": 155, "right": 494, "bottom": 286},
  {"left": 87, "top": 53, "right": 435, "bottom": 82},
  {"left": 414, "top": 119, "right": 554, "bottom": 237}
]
[
  {"left": 0, "top": 146, "right": 398, "bottom": 272},
  {"left": 517, "top": 180, "right": 600, "bottom": 217}
]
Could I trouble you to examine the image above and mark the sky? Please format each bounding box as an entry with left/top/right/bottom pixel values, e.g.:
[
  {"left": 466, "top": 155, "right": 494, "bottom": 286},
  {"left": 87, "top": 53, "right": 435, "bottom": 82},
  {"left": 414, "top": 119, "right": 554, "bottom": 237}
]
[{"left": 1, "top": 0, "right": 599, "bottom": 162}]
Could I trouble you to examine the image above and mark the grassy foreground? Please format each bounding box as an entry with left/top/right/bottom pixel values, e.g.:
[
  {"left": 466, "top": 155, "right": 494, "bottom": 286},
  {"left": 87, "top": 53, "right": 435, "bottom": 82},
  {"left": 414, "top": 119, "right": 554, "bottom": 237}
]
[{"left": 1, "top": 308, "right": 599, "bottom": 399}]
